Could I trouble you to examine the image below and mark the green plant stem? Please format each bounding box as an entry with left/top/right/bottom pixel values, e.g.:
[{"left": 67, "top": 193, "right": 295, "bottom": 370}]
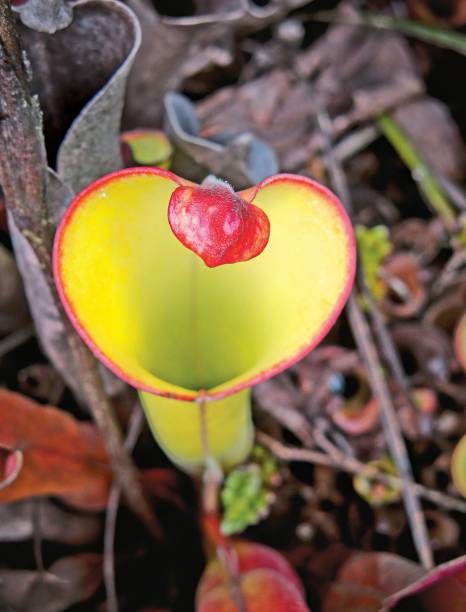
[
  {"left": 0, "top": 0, "right": 158, "bottom": 537},
  {"left": 377, "top": 113, "right": 456, "bottom": 227}
]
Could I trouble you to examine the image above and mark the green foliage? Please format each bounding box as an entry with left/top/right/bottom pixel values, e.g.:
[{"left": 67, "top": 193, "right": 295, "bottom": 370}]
[
  {"left": 220, "top": 445, "right": 278, "bottom": 536},
  {"left": 356, "top": 225, "right": 392, "bottom": 300}
]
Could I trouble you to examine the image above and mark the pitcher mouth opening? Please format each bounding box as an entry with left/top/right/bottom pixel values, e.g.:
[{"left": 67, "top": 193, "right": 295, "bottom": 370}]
[{"left": 53, "top": 169, "right": 355, "bottom": 403}]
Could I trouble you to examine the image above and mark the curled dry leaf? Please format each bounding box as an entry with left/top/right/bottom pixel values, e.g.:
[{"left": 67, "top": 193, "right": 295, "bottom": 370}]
[
  {"left": 125, "top": 0, "right": 237, "bottom": 127},
  {"left": 253, "top": 374, "right": 311, "bottom": 442},
  {"left": 164, "top": 92, "right": 278, "bottom": 188},
  {"left": 397, "top": 387, "right": 438, "bottom": 440},
  {"left": 8, "top": 210, "right": 90, "bottom": 398},
  {"left": 331, "top": 396, "right": 379, "bottom": 436},
  {"left": 381, "top": 253, "right": 427, "bottom": 318},
  {"left": 19, "top": 0, "right": 141, "bottom": 188},
  {"left": 0, "top": 499, "right": 100, "bottom": 545},
  {"left": 391, "top": 323, "right": 454, "bottom": 384},
  {"left": 13, "top": 0, "right": 73, "bottom": 34},
  {"left": 12, "top": 0, "right": 141, "bottom": 398},
  {"left": 124, "top": 0, "right": 309, "bottom": 128},
  {"left": 391, "top": 218, "right": 444, "bottom": 264},
  {"left": 198, "top": 11, "right": 423, "bottom": 173},
  {"left": 0, "top": 387, "right": 111, "bottom": 510},
  {"left": 0, "top": 553, "right": 102, "bottom": 612},
  {"left": 297, "top": 346, "right": 375, "bottom": 435},
  {"left": 58, "top": 0, "right": 141, "bottom": 191},
  {"left": 0, "top": 244, "right": 29, "bottom": 335},
  {"left": 197, "top": 69, "right": 316, "bottom": 172},
  {"left": 424, "top": 284, "right": 466, "bottom": 334},
  {"left": 294, "top": 346, "right": 357, "bottom": 397},
  {"left": 424, "top": 509, "right": 460, "bottom": 551}
]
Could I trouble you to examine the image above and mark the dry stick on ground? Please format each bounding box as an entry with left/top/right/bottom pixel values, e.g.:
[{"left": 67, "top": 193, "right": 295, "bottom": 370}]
[
  {"left": 315, "top": 103, "right": 434, "bottom": 569},
  {"left": 0, "top": 0, "right": 158, "bottom": 537},
  {"left": 258, "top": 432, "right": 466, "bottom": 514},
  {"left": 104, "top": 403, "right": 148, "bottom": 612}
]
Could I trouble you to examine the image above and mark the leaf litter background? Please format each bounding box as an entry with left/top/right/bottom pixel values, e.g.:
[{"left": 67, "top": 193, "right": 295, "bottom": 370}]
[{"left": 1, "top": 0, "right": 466, "bottom": 610}]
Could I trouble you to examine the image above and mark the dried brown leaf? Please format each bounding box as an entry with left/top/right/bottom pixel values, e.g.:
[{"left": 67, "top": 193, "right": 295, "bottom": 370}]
[
  {"left": 0, "top": 499, "right": 100, "bottom": 545},
  {"left": 20, "top": 0, "right": 140, "bottom": 189},
  {"left": 164, "top": 92, "right": 278, "bottom": 187},
  {"left": 0, "top": 553, "right": 102, "bottom": 612},
  {"left": 0, "top": 244, "right": 29, "bottom": 335},
  {"left": 392, "top": 97, "right": 464, "bottom": 181},
  {"left": 13, "top": 0, "right": 73, "bottom": 33}
]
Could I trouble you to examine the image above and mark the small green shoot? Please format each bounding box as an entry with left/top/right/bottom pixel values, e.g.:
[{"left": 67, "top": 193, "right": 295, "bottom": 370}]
[
  {"left": 220, "top": 445, "right": 278, "bottom": 536},
  {"left": 356, "top": 225, "right": 392, "bottom": 300}
]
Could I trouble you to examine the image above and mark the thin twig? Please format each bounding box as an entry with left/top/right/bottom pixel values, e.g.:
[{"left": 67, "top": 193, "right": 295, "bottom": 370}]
[
  {"left": 258, "top": 433, "right": 466, "bottom": 514},
  {"left": 0, "top": 1, "right": 158, "bottom": 536},
  {"left": 104, "top": 403, "right": 148, "bottom": 612},
  {"left": 315, "top": 97, "right": 434, "bottom": 569}
]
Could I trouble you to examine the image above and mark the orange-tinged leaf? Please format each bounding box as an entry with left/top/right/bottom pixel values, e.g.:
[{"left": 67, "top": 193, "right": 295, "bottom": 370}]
[{"left": 0, "top": 388, "right": 111, "bottom": 510}]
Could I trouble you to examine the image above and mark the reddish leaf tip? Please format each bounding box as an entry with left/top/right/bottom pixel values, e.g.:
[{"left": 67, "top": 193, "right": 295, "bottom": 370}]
[{"left": 168, "top": 178, "right": 270, "bottom": 267}]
